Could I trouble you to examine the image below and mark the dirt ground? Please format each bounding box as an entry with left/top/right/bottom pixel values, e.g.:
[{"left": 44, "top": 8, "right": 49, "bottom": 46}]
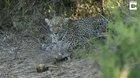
[{"left": 0, "top": 31, "right": 101, "bottom": 78}]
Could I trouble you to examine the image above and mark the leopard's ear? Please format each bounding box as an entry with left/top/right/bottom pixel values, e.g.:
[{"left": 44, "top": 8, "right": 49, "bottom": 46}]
[
  {"left": 63, "top": 18, "right": 70, "bottom": 24},
  {"left": 45, "top": 18, "right": 50, "bottom": 25},
  {"left": 64, "top": 18, "right": 69, "bottom": 22}
]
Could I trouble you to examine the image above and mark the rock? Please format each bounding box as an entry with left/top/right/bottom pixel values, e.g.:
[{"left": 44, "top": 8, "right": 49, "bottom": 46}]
[{"left": 36, "top": 64, "right": 49, "bottom": 73}]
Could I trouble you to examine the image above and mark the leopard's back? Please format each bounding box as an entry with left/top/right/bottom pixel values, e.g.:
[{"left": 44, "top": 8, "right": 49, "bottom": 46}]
[{"left": 71, "top": 15, "right": 108, "bottom": 38}]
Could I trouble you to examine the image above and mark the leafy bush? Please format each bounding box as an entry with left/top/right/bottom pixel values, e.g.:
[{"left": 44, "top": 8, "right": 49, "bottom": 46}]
[{"left": 75, "top": 1, "right": 140, "bottom": 78}]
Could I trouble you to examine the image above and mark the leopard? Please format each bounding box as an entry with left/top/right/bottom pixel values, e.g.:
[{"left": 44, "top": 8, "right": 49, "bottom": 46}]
[{"left": 45, "top": 15, "right": 108, "bottom": 61}]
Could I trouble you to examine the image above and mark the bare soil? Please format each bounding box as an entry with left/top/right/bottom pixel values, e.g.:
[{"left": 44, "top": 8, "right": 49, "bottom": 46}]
[{"left": 0, "top": 31, "right": 101, "bottom": 78}]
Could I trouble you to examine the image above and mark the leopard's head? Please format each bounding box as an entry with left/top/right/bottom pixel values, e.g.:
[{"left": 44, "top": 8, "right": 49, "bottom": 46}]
[{"left": 45, "top": 17, "right": 69, "bottom": 34}]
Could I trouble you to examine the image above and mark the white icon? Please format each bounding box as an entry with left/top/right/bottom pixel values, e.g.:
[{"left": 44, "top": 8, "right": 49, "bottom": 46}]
[{"left": 129, "top": 1, "right": 137, "bottom": 10}]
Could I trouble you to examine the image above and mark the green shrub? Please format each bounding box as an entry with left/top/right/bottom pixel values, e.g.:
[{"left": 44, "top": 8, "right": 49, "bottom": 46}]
[{"left": 75, "top": 1, "right": 140, "bottom": 78}]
